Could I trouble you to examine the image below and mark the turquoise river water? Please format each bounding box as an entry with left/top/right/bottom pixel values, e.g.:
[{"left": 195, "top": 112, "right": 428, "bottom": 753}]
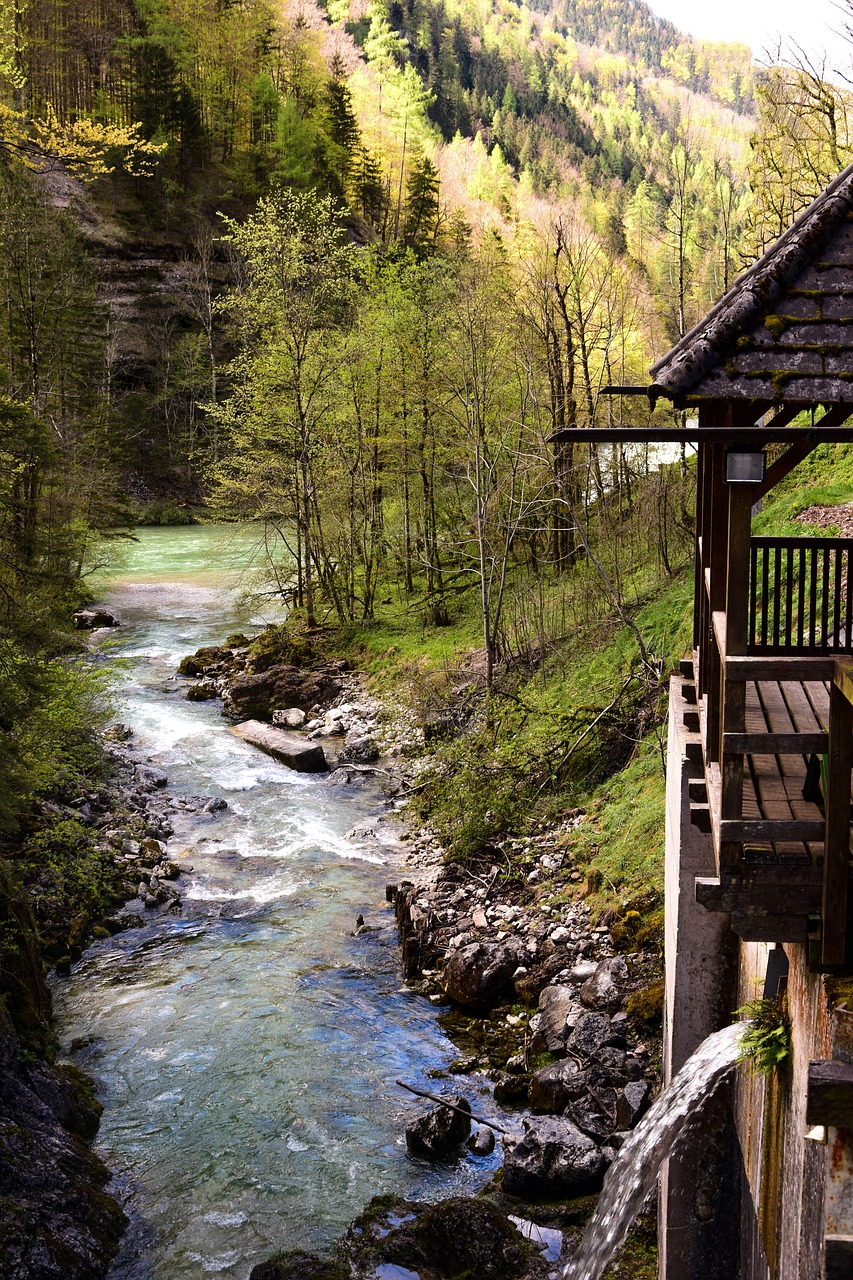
[{"left": 52, "top": 526, "right": 499, "bottom": 1279}]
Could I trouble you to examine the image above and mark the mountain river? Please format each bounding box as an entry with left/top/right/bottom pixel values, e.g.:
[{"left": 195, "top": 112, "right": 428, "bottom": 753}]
[{"left": 52, "top": 526, "right": 499, "bottom": 1279}]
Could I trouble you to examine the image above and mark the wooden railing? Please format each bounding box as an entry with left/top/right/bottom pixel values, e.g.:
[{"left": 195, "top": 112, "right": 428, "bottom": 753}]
[
  {"left": 825, "top": 658, "right": 853, "bottom": 966},
  {"left": 749, "top": 537, "right": 853, "bottom": 655}
]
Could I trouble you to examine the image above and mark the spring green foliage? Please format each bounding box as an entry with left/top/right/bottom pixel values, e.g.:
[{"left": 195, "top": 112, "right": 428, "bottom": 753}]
[{"left": 736, "top": 998, "right": 792, "bottom": 1076}]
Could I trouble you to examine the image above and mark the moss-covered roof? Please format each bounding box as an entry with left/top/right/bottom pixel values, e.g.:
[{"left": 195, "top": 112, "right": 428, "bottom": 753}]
[{"left": 650, "top": 161, "right": 853, "bottom": 404}]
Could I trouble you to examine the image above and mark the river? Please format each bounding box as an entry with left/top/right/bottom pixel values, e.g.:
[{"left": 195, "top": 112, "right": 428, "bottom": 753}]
[{"left": 52, "top": 526, "right": 499, "bottom": 1279}]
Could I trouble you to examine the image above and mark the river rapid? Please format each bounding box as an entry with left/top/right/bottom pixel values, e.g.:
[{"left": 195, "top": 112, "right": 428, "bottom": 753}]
[{"left": 52, "top": 526, "right": 497, "bottom": 1280}]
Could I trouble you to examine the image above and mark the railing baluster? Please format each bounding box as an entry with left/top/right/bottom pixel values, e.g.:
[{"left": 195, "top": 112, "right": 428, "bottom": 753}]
[
  {"left": 846, "top": 546, "right": 853, "bottom": 653},
  {"left": 833, "top": 545, "right": 843, "bottom": 652},
  {"left": 798, "top": 545, "right": 806, "bottom": 649},
  {"left": 783, "top": 542, "right": 788, "bottom": 650},
  {"left": 749, "top": 541, "right": 758, "bottom": 649},
  {"left": 821, "top": 543, "right": 831, "bottom": 649},
  {"left": 761, "top": 542, "right": 769, "bottom": 648},
  {"left": 809, "top": 544, "right": 819, "bottom": 648},
  {"left": 773, "top": 543, "right": 782, "bottom": 649}
]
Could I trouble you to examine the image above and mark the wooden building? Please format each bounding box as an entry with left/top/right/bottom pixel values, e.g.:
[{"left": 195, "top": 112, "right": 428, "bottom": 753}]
[
  {"left": 551, "top": 160, "right": 853, "bottom": 1278},
  {"left": 553, "top": 160, "right": 853, "bottom": 970}
]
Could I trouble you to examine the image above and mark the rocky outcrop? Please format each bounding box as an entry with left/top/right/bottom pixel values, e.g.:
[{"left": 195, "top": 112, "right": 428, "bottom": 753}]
[
  {"left": 0, "top": 962, "right": 126, "bottom": 1279},
  {"left": 223, "top": 664, "right": 342, "bottom": 720},
  {"left": 73, "top": 609, "right": 119, "bottom": 630}
]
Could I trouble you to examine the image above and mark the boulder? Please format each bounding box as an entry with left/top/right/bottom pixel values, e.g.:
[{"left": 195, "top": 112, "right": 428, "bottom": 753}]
[
  {"left": 528, "top": 1059, "right": 585, "bottom": 1114},
  {"left": 405, "top": 1096, "right": 471, "bottom": 1159},
  {"left": 565, "top": 1013, "right": 623, "bottom": 1058},
  {"left": 229, "top": 721, "right": 327, "bottom": 773},
  {"left": 617, "top": 1080, "right": 651, "bottom": 1130},
  {"left": 537, "top": 984, "right": 583, "bottom": 1052},
  {"left": 186, "top": 682, "right": 217, "bottom": 701},
  {"left": 579, "top": 955, "right": 629, "bottom": 1012},
  {"left": 502, "top": 1116, "right": 607, "bottom": 1199},
  {"left": 468, "top": 1126, "right": 496, "bottom": 1155},
  {"left": 272, "top": 707, "right": 307, "bottom": 728},
  {"left": 223, "top": 664, "right": 341, "bottom": 720},
  {"left": 73, "top": 609, "right": 118, "bottom": 629},
  {"left": 565, "top": 1097, "right": 613, "bottom": 1143},
  {"left": 442, "top": 941, "right": 520, "bottom": 1009},
  {"left": 338, "top": 734, "right": 380, "bottom": 764}
]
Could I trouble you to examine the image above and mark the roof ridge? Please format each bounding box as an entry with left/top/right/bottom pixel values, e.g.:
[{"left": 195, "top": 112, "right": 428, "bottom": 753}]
[{"left": 649, "top": 159, "right": 853, "bottom": 399}]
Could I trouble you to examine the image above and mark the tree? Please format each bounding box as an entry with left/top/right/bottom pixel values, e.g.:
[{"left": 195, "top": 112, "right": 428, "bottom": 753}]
[{"left": 212, "top": 188, "right": 354, "bottom": 626}]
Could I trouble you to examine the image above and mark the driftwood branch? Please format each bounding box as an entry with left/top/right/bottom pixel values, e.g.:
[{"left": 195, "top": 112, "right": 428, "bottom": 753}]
[{"left": 395, "top": 1079, "right": 511, "bottom": 1134}]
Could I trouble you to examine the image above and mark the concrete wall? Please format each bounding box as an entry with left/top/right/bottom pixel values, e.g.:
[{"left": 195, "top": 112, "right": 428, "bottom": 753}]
[{"left": 661, "top": 675, "right": 852, "bottom": 1280}]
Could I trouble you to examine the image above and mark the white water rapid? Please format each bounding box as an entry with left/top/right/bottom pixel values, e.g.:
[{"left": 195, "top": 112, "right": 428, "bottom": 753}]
[{"left": 564, "top": 1021, "right": 746, "bottom": 1280}]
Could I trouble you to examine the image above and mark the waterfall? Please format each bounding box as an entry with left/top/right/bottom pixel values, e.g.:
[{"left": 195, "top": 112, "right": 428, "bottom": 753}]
[{"left": 564, "top": 1021, "right": 746, "bottom": 1280}]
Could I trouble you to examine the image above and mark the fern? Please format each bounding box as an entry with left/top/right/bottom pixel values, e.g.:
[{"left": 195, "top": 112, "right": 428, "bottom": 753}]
[{"left": 735, "top": 997, "right": 791, "bottom": 1076}]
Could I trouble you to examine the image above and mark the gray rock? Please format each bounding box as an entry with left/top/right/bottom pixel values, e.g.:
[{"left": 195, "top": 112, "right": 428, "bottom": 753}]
[
  {"left": 528, "top": 1059, "right": 585, "bottom": 1114},
  {"left": 569, "top": 958, "right": 598, "bottom": 983},
  {"left": 272, "top": 707, "right": 307, "bottom": 728},
  {"left": 136, "top": 764, "right": 168, "bottom": 789},
  {"left": 468, "top": 1125, "right": 496, "bottom": 1155},
  {"left": 339, "top": 734, "right": 379, "bottom": 764},
  {"left": 203, "top": 796, "right": 228, "bottom": 812},
  {"left": 579, "top": 956, "right": 628, "bottom": 1011},
  {"left": 617, "top": 1080, "right": 651, "bottom": 1130},
  {"left": 502, "top": 1116, "right": 606, "bottom": 1199},
  {"left": 537, "top": 984, "right": 582, "bottom": 1052},
  {"left": 566, "top": 1098, "right": 613, "bottom": 1143},
  {"left": 229, "top": 720, "right": 327, "bottom": 773},
  {"left": 442, "top": 941, "right": 520, "bottom": 1009},
  {"left": 565, "top": 1013, "right": 622, "bottom": 1058},
  {"left": 405, "top": 1096, "right": 471, "bottom": 1159}
]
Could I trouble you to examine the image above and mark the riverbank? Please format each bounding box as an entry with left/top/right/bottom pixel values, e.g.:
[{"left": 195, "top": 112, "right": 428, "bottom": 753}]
[{"left": 174, "top": 624, "right": 665, "bottom": 1277}]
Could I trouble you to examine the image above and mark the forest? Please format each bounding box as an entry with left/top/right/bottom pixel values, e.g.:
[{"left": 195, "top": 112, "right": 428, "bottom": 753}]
[{"left": 2, "top": 0, "right": 853, "bottom": 1273}]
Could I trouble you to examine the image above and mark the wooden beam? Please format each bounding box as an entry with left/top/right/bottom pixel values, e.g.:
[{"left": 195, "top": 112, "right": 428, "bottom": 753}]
[
  {"left": 723, "top": 731, "right": 827, "bottom": 754},
  {"left": 731, "top": 913, "right": 809, "bottom": 942},
  {"left": 548, "top": 426, "right": 853, "bottom": 443},
  {"left": 720, "top": 818, "right": 826, "bottom": 842},
  {"left": 823, "top": 669, "right": 853, "bottom": 965},
  {"left": 806, "top": 1060, "right": 853, "bottom": 1126},
  {"left": 712, "top": 611, "right": 727, "bottom": 660},
  {"left": 697, "top": 874, "right": 822, "bottom": 916},
  {"left": 727, "top": 656, "right": 836, "bottom": 681}
]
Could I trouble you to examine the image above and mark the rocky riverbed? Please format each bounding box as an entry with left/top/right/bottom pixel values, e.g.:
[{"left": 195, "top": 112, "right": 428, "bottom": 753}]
[{"left": 172, "top": 629, "right": 664, "bottom": 1278}]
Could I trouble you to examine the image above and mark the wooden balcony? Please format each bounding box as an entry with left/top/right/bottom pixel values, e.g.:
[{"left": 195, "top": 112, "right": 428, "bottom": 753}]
[{"left": 693, "top": 457, "right": 853, "bottom": 966}]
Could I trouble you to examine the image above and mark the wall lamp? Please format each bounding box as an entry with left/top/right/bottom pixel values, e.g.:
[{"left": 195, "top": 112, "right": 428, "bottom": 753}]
[{"left": 726, "top": 449, "right": 767, "bottom": 483}]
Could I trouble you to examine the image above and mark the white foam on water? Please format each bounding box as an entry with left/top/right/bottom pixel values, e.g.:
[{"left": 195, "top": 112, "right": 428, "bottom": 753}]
[
  {"left": 202, "top": 1212, "right": 247, "bottom": 1228},
  {"left": 185, "top": 876, "right": 301, "bottom": 905},
  {"left": 285, "top": 1135, "right": 310, "bottom": 1153},
  {"left": 186, "top": 1251, "right": 241, "bottom": 1274}
]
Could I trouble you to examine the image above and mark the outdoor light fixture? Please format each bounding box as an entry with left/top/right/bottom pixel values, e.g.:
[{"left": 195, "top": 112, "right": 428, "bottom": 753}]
[{"left": 726, "top": 449, "right": 766, "bottom": 483}]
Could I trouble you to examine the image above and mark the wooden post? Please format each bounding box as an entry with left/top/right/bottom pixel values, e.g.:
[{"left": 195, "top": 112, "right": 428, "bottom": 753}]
[
  {"left": 706, "top": 438, "right": 729, "bottom": 766},
  {"left": 823, "top": 660, "right": 853, "bottom": 966},
  {"left": 720, "top": 466, "right": 754, "bottom": 871}
]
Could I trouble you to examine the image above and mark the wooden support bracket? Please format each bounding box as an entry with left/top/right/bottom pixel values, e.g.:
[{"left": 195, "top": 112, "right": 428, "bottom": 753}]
[{"left": 806, "top": 1060, "right": 853, "bottom": 1126}]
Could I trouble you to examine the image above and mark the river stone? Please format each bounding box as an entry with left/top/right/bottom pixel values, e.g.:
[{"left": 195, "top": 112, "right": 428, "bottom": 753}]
[
  {"left": 502, "top": 1116, "right": 607, "bottom": 1199},
  {"left": 528, "top": 1058, "right": 585, "bottom": 1114},
  {"left": 250, "top": 1254, "right": 345, "bottom": 1280},
  {"left": 565, "top": 1012, "right": 622, "bottom": 1058},
  {"left": 230, "top": 720, "right": 327, "bottom": 772},
  {"left": 338, "top": 733, "right": 379, "bottom": 764},
  {"left": 580, "top": 955, "right": 629, "bottom": 1011},
  {"left": 537, "top": 983, "right": 582, "bottom": 1052},
  {"left": 272, "top": 707, "right": 307, "bottom": 728},
  {"left": 617, "top": 1080, "right": 651, "bottom": 1129},
  {"left": 468, "top": 1125, "right": 496, "bottom": 1155},
  {"left": 566, "top": 1097, "right": 613, "bottom": 1143},
  {"left": 442, "top": 940, "right": 520, "bottom": 1008},
  {"left": 73, "top": 608, "right": 118, "bottom": 629},
  {"left": 223, "top": 664, "right": 341, "bottom": 720},
  {"left": 405, "top": 1096, "right": 471, "bottom": 1159}
]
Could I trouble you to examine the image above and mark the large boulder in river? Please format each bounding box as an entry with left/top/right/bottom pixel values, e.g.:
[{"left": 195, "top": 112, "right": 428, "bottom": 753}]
[
  {"left": 73, "top": 608, "right": 118, "bottom": 629},
  {"left": 405, "top": 1096, "right": 471, "bottom": 1159},
  {"left": 442, "top": 941, "right": 521, "bottom": 1009},
  {"left": 502, "top": 1116, "right": 607, "bottom": 1199},
  {"left": 223, "top": 664, "right": 341, "bottom": 720},
  {"left": 230, "top": 721, "right": 327, "bottom": 772}
]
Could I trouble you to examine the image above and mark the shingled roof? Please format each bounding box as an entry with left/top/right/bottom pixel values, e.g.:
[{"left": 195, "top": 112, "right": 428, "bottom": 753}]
[{"left": 650, "top": 160, "right": 853, "bottom": 405}]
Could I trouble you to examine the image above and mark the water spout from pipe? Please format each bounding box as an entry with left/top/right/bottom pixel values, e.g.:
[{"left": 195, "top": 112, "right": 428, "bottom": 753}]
[{"left": 563, "top": 1021, "right": 747, "bottom": 1280}]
